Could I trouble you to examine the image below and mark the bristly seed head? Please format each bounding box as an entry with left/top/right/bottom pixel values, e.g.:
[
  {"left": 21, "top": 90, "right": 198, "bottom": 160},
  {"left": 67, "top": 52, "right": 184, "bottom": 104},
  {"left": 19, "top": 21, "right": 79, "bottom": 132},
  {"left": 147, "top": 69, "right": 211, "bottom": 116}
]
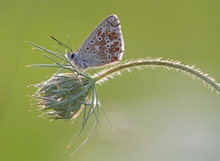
[{"left": 31, "top": 73, "right": 92, "bottom": 121}]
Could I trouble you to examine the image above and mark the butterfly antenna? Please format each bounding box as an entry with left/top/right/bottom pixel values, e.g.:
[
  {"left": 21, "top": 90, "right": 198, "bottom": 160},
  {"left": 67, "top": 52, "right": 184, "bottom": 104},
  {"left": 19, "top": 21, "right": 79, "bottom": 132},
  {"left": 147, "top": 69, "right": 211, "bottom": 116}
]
[
  {"left": 50, "top": 36, "right": 73, "bottom": 52},
  {"left": 66, "top": 35, "right": 73, "bottom": 52}
]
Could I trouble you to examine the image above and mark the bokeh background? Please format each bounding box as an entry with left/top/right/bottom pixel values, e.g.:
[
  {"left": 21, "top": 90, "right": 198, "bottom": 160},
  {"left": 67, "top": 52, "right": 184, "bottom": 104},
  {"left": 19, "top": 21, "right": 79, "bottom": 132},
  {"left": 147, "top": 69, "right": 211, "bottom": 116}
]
[{"left": 1, "top": 0, "right": 220, "bottom": 161}]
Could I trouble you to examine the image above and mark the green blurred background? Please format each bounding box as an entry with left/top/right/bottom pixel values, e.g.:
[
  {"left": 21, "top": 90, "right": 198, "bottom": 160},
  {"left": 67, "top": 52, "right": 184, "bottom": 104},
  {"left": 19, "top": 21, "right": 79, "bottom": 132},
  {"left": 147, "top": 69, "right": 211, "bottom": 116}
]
[{"left": 1, "top": 0, "right": 220, "bottom": 160}]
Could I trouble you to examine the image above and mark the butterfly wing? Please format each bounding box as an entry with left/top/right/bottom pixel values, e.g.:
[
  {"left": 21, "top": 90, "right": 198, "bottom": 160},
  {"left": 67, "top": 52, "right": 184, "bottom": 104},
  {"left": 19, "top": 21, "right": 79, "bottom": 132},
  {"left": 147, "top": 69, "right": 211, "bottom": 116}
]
[{"left": 71, "top": 14, "right": 124, "bottom": 69}]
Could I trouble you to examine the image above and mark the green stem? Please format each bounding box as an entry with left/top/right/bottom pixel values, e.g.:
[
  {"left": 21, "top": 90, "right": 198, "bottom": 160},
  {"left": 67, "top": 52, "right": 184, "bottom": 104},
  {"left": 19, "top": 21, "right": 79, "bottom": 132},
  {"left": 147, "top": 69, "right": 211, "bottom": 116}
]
[{"left": 94, "top": 59, "right": 220, "bottom": 93}]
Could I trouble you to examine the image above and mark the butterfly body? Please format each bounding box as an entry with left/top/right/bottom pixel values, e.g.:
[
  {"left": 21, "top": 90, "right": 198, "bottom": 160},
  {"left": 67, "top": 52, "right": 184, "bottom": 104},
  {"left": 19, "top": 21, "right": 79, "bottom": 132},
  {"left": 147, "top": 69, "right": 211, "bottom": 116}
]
[{"left": 67, "top": 14, "right": 124, "bottom": 70}]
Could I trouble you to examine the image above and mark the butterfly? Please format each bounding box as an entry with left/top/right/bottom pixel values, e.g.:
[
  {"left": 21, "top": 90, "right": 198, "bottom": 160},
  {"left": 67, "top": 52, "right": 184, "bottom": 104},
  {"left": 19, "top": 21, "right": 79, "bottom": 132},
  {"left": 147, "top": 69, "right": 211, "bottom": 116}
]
[{"left": 65, "top": 14, "right": 124, "bottom": 70}]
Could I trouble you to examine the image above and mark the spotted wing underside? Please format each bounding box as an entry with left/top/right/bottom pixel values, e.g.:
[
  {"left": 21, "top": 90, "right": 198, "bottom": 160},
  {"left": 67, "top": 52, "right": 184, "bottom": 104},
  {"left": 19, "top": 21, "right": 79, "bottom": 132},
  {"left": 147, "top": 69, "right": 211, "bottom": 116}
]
[{"left": 76, "top": 14, "right": 125, "bottom": 67}]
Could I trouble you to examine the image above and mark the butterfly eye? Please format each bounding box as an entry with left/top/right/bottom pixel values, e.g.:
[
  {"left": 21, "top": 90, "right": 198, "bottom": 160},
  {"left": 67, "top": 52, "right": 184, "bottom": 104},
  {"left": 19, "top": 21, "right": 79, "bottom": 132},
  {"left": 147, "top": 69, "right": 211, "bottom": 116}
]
[
  {"left": 68, "top": 52, "right": 75, "bottom": 60},
  {"left": 85, "top": 46, "right": 90, "bottom": 51}
]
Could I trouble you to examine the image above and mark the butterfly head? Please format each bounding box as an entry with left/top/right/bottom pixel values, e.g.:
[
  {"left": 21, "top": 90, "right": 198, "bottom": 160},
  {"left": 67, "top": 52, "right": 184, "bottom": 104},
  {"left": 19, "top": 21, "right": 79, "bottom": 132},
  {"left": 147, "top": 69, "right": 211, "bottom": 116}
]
[{"left": 67, "top": 52, "right": 90, "bottom": 70}]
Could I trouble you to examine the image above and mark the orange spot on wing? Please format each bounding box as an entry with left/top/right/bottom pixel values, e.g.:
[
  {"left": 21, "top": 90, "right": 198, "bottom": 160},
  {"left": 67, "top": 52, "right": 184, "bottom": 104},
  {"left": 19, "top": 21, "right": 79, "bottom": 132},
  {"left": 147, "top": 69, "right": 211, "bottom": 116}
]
[
  {"left": 111, "top": 31, "right": 116, "bottom": 35},
  {"left": 114, "top": 47, "right": 119, "bottom": 51},
  {"left": 110, "top": 31, "right": 118, "bottom": 39},
  {"left": 112, "top": 55, "right": 118, "bottom": 62},
  {"left": 97, "top": 30, "right": 102, "bottom": 36},
  {"left": 113, "top": 35, "right": 117, "bottom": 39},
  {"left": 114, "top": 41, "right": 119, "bottom": 45}
]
